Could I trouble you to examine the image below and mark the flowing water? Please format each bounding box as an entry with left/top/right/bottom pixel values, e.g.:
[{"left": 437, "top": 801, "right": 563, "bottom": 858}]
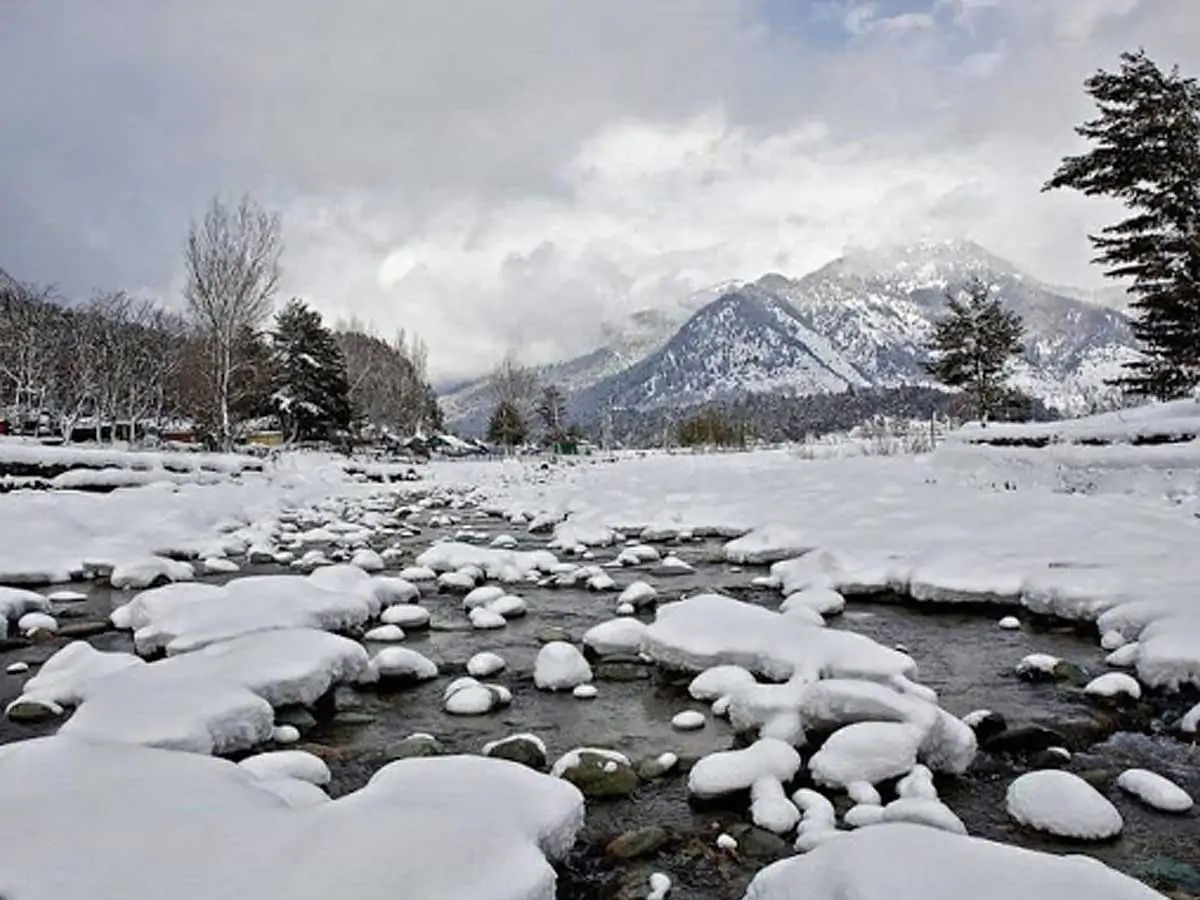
[{"left": 1, "top": 504, "right": 1197, "bottom": 899}]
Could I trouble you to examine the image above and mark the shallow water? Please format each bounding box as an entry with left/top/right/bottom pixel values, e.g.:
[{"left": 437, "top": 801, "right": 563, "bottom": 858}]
[{"left": 1, "top": 508, "right": 1198, "bottom": 899}]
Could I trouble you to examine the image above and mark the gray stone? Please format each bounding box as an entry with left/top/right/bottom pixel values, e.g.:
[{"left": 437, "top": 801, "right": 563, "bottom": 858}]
[
  {"left": 606, "top": 826, "right": 670, "bottom": 860},
  {"left": 538, "top": 627, "right": 572, "bottom": 644},
  {"left": 6, "top": 699, "right": 60, "bottom": 723},
  {"left": 484, "top": 735, "right": 547, "bottom": 771},
  {"left": 559, "top": 751, "right": 639, "bottom": 798},
  {"left": 387, "top": 733, "right": 444, "bottom": 760}
]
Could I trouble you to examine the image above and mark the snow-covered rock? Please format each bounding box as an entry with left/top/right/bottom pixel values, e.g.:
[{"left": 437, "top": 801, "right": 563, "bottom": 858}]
[
  {"left": 809, "top": 722, "right": 922, "bottom": 788},
  {"left": 1006, "top": 770, "right": 1123, "bottom": 839},
  {"left": 364, "top": 624, "right": 405, "bottom": 642},
  {"left": 1084, "top": 672, "right": 1141, "bottom": 700},
  {"left": 534, "top": 642, "right": 592, "bottom": 691},
  {"left": 469, "top": 607, "right": 507, "bottom": 630},
  {"left": 618, "top": 580, "right": 658, "bottom": 609},
  {"left": 1116, "top": 769, "right": 1193, "bottom": 813},
  {"left": 371, "top": 647, "right": 438, "bottom": 682},
  {"left": 467, "top": 652, "right": 507, "bottom": 677},
  {"left": 18, "top": 611, "right": 57, "bottom": 635},
  {"left": 583, "top": 618, "right": 647, "bottom": 656},
  {"left": 380, "top": 604, "right": 430, "bottom": 629},
  {"left": 239, "top": 750, "right": 331, "bottom": 785}
]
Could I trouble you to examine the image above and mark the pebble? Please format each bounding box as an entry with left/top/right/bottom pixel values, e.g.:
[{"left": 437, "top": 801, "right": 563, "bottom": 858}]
[
  {"left": 716, "top": 833, "right": 738, "bottom": 852},
  {"left": 573, "top": 684, "right": 598, "bottom": 699}
]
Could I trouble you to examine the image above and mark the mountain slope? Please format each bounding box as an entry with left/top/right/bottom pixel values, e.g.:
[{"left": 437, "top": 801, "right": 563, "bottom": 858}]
[
  {"left": 766, "top": 240, "right": 1134, "bottom": 411},
  {"left": 572, "top": 286, "right": 869, "bottom": 414},
  {"left": 439, "top": 282, "right": 738, "bottom": 434}
]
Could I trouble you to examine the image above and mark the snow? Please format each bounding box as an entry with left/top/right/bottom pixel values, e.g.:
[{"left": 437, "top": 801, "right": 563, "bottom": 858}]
[
  {"left": 469, "top": 606, "right": 507, "bottom": 629},
  {"left": 998, "top": 615, "right": 1020, "bottom": 630},
  {"left": 572, "top": 684, "right": 598, "bottom": 699},
  {"left": 1084, "top": 672, "right": 1142, "bottom": 700},
  {"left": 751, "top": 776, "right": 801, "bottom": 833},
  {"left": 715, "top": 833, "right": 738, "bottom": 851},
  {"left": 689, "top": 665, "right": 756, "bottom": 701},
  {"left": 416, "top": 541, "right": 558, "bottom": 582},
  {"left": 364, "top": 624, "right": 405, "bottom": 642},
  {"left": 12, "top": 629, "right": 368, "bottom": 754},
  {"left": 239, "top": 750, "right": 332, "bottom": 785},
  {"left": 467, "top": 651, "right": 507, "bottom": 677},
  {"left": 426, "top": 439, "right": 1200, "bottom": 690},
  {"left": 781, "top": 586, "right": 845, "bottom": 617},
  {"left": 744, "top": 823, "right": 1166, "bottom": 900},
  {"left": 583, "top": 617, "right": 647, "bottom": 656},
  {"left": 534, "top": 642, "right": 592, "bottom": 691},
  {"left": 380, "top": 604, "right": 430, "bottom": 628},
  {"left": 619, "top": 580, "right": 658, "bottom": 608},
  {"left": 880, "top": 797, "right": 966, "bottom": 835},
  {"left": 1116, "top": 769, "right": 1193, "bottom": 813},
  {"left": 0, "top": 737, "right": 586, "bottom": 900},
  {"left": 350, "top": 548, "right": 384, "bottom": 571},
  {"left": 112, "top": 568, "right": 393, "bottom": 655},
  {"left": 688, "top": 739, "right": 801, "bottom": 798},
  {"left": 370, "top": 647, "right": 438, "bottom": 681},
  {"left": 647, "top": 871, "right": 672, "bottom": 900},
  {"left": 643, "top": 594, "right": 914, "bottom": 683},
  {"left": 444, "top": 678, "right": 505, "bottom": 715},
  {"left": 111, "top": 555, "right": 196, "bottom": 589},
  {"left": 671, "top": 710, "right": 706, "bottom": 731},
  {"left": 1006, "top": 770, "right": 1123, "bottom": 839},
  {"left": 1015, "top": 653, "right": 1060, "bottom": 678},
  {"left": 809, "top": 721, "right": 923, "bottom": 788},
  {"left": 490, "top": 593, "right": 528, "bottom": 618},
  {"left": 17, "top": 611, "right": 57, "bottom": 634},
  {"left": 463, "top": 585, "right": 506, "bottom": 609}
]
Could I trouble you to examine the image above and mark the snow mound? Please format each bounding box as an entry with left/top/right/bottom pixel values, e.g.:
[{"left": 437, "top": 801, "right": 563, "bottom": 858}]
[
  {"left": 113, "top": 569, "right": 393, "bottom": 655},
  {"left": 744, "top": 823, "right": 1165, "bottom": 900},
  {"left": 0, "top": 737, "right": 584, "bottom": 900},
  {"left": 1006, "top": 770, "right": 1123, "bottom": 839},
  {"left": 688, "top": 739, "right": 801, "bottom": 798},
  {"left": 239, "top": 750, "right": 331, "bottom": 785},
  {"left": 643, "top": 594, "right": 914, "bottom": 683}
]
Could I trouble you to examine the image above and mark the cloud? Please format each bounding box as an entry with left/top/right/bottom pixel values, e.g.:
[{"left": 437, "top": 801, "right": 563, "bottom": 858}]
[{"left": 0, "top": 0, "right": 1196, "bottom": 380}]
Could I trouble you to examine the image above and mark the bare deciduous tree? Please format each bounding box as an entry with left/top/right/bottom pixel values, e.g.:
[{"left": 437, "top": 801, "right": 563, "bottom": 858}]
[{"left": 184, "top": 195, "right": 281, "bottom": 449}]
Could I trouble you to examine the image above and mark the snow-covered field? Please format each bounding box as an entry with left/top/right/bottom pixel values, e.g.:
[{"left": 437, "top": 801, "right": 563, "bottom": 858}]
[{"left": 0, "top": 404, "right": 1196, "bottom": 899}]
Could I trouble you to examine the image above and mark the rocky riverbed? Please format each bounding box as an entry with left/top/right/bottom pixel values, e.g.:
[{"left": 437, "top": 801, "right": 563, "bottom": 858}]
[{"left": 1, "top": 494, "right": 1197, "bottom": 899}]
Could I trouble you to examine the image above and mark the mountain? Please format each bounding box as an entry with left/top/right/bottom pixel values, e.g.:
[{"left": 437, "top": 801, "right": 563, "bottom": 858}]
[
  {"left": 438, "top": 281, "right": 738, "bottom": 435},
  {"left": 758, "top": 240, "right": 1134, "bottom": 412},
  {"left": 570, "top": 285, "right": 869, "bottom": 414},
  {"left": 443, "top": 240, "right": 1138, "bottom": 436}
]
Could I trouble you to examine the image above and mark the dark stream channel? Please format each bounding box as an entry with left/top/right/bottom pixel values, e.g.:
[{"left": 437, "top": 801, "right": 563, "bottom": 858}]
[{"left": 1, "top": 504, "right": 1197, "bottom": 899}]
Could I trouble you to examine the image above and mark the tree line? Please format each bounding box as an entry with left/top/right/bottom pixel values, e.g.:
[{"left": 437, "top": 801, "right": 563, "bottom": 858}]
[{"left": 0, "top": 196, "right": 440, "bottom": 449}]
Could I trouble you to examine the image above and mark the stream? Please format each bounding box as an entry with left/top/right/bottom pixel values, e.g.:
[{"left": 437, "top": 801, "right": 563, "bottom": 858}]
[{"left": 1, "top": 500, "right": 1198, "bottom": 899}]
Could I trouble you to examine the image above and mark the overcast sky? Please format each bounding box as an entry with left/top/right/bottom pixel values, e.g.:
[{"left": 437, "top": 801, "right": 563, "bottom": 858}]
[{"left": 1, "top": 0, "right": 1196, "bottom": 382}]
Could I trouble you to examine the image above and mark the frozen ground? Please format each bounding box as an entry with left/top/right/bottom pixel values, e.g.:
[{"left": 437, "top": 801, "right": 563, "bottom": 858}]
[{"left": 0, "top": 408, "right": 1196, "bottom": 899}]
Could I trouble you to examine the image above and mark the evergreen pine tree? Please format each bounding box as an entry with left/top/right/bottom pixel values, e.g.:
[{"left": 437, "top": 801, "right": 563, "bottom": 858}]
[
  {"left": 924, "top": 279, "right": 1025, "bottom": 423},
  {"left": 487, "top": 399, "right": 527, "bottom": 447},
  {"left": 270, "top": 299, "right": 352, "bottom": 441},
  {"left": 1044, "top": 50, "right": 1200, "bottom": 399}
]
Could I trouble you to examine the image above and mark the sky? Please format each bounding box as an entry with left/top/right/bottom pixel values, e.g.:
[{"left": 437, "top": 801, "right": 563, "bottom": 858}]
[{"left": 1, "top": 0, "right": 1196, "bottom": 383}]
